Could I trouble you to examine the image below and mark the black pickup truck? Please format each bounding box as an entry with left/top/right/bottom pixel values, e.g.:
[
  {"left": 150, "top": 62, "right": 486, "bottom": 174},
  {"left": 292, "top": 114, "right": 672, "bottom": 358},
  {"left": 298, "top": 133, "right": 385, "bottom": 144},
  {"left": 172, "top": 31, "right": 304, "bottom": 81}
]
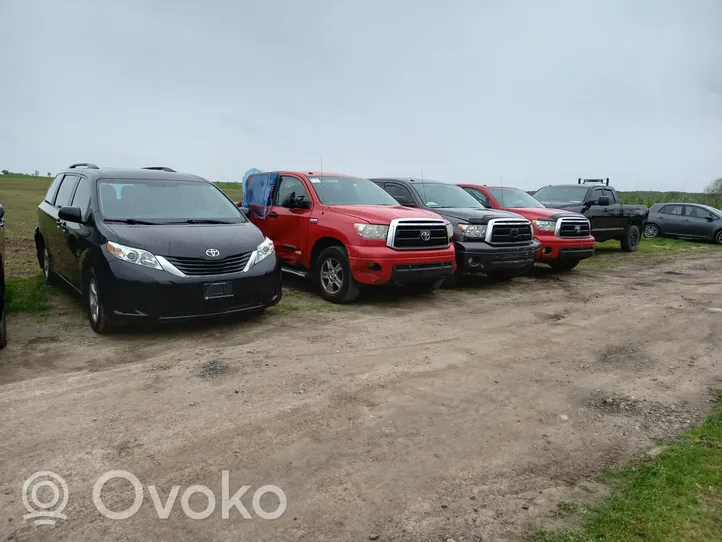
[
  {"left": 370, "top": 177, "right": 541, "bottom": 286},
  {"left": 534, "top": 178, "right": 648, "bottom": 252}
]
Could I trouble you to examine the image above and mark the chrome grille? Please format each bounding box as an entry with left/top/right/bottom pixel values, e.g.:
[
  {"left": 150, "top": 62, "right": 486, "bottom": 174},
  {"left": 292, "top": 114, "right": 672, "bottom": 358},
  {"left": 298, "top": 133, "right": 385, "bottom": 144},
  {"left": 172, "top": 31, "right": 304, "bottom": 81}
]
[
  {"left": 164, "top": 252, "right": 252, "bottom": 276},
  {"left": 556, "top": 217, "right": 591, "bottom": 238},
  {"left": 486, "top": 219, "right": 533, "bottom": 245},
  {"left": 387, "top": 219, "right": 449, "bottom": 250}
]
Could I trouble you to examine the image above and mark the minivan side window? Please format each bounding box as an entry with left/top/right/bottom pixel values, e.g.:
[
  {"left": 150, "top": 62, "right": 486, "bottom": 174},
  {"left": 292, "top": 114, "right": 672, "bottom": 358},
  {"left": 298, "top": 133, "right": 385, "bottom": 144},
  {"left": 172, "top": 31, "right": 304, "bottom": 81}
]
[
  {"left": 54, "top": 175, "right": 80, "bottom": 208},
  {"left": 44, "top": 174, "right": 64, "bottom": 204},
  {"left": 71, "top": 178, "right": 92, "bottom": 219}
]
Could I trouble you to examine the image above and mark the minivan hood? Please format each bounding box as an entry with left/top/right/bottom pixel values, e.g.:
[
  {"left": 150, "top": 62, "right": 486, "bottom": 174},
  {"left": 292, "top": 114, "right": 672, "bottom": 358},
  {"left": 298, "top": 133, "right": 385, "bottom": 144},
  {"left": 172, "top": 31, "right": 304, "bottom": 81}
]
[
  {"left": 327, "top": 205, "right": 445, "bottom": 223},
  {"left": 433, "top": 207, "right": 526, "bottom": 224},
  {"left": 103, "top": 222, "right": 265, "bottom": 258}
]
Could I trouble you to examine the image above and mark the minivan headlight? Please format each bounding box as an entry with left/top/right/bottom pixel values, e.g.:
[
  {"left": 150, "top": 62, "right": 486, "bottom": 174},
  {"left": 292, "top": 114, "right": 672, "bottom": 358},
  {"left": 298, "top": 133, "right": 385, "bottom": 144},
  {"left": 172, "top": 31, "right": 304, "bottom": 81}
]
[
  {"left": 252, "top": 237, "right": 275, "bottom": 266},
  {"left": 106, "top": 241, "right": 162, "bottom": 270},
  {"left": 354, "top": 223, "right": 389, "bottom": 240}
]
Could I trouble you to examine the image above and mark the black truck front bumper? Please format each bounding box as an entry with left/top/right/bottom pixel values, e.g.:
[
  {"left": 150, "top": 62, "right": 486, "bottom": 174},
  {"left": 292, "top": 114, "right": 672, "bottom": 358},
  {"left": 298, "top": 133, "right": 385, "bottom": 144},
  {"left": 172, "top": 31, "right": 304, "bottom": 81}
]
[{"left": 456, "top": 239, "right": 542, "bottom": 274}]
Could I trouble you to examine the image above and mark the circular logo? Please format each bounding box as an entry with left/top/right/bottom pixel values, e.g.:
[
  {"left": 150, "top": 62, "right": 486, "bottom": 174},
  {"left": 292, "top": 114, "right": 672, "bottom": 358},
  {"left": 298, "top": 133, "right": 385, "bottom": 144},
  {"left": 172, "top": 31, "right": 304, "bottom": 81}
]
[
  {"left": 574, "top": 225, "right": 581, "bottom": 233},
  {"left": 510, "top": 228, "right": 519, "bottom": 238},
  {"left": 420, "top": 230, "right": 431, "bottom": 241},
  {"left": 22, "top": 471, "right": 69, "bottom": 526},
  {"left": 205, "top": 248, "right": 220, "bottom": 258}
]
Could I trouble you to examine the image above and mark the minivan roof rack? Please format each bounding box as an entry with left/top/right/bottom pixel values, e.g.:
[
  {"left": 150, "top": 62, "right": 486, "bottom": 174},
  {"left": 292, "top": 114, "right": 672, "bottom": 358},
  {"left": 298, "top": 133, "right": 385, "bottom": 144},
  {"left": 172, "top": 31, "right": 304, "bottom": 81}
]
[
  {"left": 142, "top": 166, "right": 176, "bottom": 172},
  {"left": 578, "top": 177, "right": 609, "bottom": 186},
  {"left": 68, "top": 162, "right": 99, "bottom": 169}
]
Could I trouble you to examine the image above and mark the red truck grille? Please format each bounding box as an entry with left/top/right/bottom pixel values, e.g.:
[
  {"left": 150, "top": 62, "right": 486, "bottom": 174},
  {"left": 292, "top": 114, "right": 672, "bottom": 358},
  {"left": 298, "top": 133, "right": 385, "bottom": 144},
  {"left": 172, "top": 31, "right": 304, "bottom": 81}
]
[
  {"left": 387, "top": 219, "right": 449, "bottom": 250},
  {"left": 556, "top": 217, "right": 591, "bottom": 238}
]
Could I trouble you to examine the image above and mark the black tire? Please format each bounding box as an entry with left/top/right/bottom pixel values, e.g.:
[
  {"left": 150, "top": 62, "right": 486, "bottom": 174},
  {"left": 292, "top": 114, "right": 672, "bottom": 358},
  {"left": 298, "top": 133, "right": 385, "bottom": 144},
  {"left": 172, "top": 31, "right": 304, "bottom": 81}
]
[
  {"left": 313, "top": 246, "right": 361, "bottom": 303},
  {"left": 548, "top": 260, "right": 580, "bottom": 271},
  {"left": 487, "top": 270, "right": 517, "bottom": 281},
  {"left": 407, "top": 279, "right": 444, "bottom": 294},
  {"left": 40, "top": 244, "right": 58, "bottom": 286},
  {"left": 715, "top": 230, "right": 722, "bottom": 245},
  {"left": 0, "top": 306, "right": 7, "bottom": 349},
  {"left": 86, "top": 269, "right": 111, "bottom": 333},
  {"left": 644, "top": 223, "right": 660, "bottom": 238},
  {"left": 621, "top": 224, "right": 641, "bottom": 252}
]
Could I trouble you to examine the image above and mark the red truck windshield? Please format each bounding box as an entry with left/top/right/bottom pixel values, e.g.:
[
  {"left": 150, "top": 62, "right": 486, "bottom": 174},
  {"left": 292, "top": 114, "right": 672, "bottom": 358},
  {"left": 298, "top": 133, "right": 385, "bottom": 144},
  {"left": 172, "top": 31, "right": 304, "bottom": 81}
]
[
  {"left": 488, "top": 187, "right": 545, "bottom": 209},
  {"left": 308, "top": 176, "right": 399, "bottom": 206}
]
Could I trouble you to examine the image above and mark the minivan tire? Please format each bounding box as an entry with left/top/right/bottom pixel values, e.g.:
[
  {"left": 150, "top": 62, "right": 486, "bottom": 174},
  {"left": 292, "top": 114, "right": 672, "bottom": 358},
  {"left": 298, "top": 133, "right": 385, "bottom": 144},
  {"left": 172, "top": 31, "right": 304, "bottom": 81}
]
[
  {"left": 621, "top": 224, "right": 641, "bottom": 252},
  {"left": 86, "top": 269, "right": 111, "bottom": 333},
  {"left": 0, "top": 306, "right": 7, "bottom": 349},
  {"left": 41, "top": 245, "right": 58, "bottom": 286},
  {"left": 313, "top": 246, "right": 361, "bottom": 303}
]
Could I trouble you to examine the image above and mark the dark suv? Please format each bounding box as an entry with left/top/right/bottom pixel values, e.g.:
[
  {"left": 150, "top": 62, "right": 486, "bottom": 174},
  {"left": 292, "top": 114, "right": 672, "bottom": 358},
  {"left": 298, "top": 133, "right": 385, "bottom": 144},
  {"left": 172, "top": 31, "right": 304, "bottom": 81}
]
[
  {"left": 0, "top": 201, "right": 6, "bottom": 349},
  {"left": 35, "top": 163, "right": 282, "bottom": 333},
  {"left": 371, "top": 177, "right": 541, "bottom": 285}
]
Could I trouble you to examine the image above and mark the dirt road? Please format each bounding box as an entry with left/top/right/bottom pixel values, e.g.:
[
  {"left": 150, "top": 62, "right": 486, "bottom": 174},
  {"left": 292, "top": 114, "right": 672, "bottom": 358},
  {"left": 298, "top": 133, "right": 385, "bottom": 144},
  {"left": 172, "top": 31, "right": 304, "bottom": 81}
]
[{"left": 1, "top": 255, "right": 721, "bottom": 541}]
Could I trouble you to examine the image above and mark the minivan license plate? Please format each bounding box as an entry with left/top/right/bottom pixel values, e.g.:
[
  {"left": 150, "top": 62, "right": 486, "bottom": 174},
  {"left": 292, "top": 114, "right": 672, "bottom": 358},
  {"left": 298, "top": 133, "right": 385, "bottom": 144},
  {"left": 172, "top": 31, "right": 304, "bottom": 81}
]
[{"left": 204, "top": 282, "right": 233, "bottom": 300}]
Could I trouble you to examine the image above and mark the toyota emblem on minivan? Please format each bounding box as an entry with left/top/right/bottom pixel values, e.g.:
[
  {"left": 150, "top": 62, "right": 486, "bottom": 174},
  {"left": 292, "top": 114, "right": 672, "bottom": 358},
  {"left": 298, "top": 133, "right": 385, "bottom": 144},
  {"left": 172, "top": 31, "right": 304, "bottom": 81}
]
[{"left": 205, "top": 248, "right": 220, "bottom": 257}]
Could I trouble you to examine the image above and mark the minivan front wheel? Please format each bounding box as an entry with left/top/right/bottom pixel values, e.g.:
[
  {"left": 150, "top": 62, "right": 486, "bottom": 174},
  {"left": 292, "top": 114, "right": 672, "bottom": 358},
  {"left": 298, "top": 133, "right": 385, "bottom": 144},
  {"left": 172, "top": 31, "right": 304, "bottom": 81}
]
[
  {"left": 86, "top": 269, "right": 110, "bottom": 333},
  {"left": 41, "top": 246, "right": 57, "bottom": 285}
]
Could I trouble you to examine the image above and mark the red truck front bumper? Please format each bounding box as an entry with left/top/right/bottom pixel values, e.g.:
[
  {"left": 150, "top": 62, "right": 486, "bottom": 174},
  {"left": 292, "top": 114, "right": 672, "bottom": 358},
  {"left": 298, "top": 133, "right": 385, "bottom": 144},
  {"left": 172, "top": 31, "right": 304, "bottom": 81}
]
[
  {"left": 346, "top": 245, "right": 457, "bottom": 286},
  {"left": 535, "top": 235, "right": 596, "bottom": 262}
]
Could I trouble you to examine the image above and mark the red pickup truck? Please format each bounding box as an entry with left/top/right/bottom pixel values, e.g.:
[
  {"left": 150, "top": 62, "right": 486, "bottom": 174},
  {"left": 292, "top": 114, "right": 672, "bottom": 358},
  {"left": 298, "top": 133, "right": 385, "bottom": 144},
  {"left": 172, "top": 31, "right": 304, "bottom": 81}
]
[
  {"left": 458, "top": 184, "right": 595, "bottom": 271},
  {"left": 240, "top": 171, "right": 456, "bottom": 302}
]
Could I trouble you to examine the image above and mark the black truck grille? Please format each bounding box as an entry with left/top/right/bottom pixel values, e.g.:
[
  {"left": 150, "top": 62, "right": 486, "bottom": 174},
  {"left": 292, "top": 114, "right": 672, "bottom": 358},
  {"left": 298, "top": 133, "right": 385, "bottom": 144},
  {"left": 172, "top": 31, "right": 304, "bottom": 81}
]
[
  {"left": 488, "top": 220, "right": 533, "bottom": 244},
  {"left": 165, "top": 252, "right": 252, "bottom": 276},
  {"left": 557, "top": 218, "right": 591, "bottom": 238},
  {"left": 391, "top": 220, "right": 449, "bottom": 250}
]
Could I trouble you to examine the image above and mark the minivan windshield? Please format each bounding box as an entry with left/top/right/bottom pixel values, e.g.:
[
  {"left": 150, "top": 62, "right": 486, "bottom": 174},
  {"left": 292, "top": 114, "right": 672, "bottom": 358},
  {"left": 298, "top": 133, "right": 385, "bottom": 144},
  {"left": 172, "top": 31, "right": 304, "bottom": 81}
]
[
  {"left": 488, "top": 187, "right": 545, "bottom": 209},
  {"left": 309, "top": 176, "right": 399, "bottom": 206},
  {"left": 413, "top": 183, "right": 484, "bottom": 209},
  {"left": 534, "top": 186, "right": 588, "bottom": 204},
  {"left": 98, "top": 179, "right": 244, "bottom": 223}
]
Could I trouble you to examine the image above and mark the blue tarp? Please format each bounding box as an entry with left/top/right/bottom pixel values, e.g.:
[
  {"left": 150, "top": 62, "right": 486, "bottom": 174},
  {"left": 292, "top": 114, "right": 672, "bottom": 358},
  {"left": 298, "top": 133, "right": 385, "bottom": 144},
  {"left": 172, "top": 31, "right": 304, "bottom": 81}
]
[{"left": 242, "top": 171, "right": 279, "bottom": 219}]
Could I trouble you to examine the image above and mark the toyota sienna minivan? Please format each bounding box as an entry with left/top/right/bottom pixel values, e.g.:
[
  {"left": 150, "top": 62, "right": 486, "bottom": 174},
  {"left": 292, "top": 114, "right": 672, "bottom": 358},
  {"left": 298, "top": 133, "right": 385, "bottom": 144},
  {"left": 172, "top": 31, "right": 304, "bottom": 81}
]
[{"left": 35, "top": 163, "right": 282, "bottom": 333}]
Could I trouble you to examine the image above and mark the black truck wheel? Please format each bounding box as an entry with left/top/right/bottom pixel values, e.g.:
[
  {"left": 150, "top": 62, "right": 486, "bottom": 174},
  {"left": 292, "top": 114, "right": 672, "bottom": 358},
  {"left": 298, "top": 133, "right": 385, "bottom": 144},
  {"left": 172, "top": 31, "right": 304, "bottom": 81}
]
[
  {"left": 621, "top": 224, "right": 641, "bottom": 252},
  {"left": 0, "top": 306, "right": 7, "bottom": 349},
  {"left": 548, "top": 260, "right": 579, "bottom": 271},
  {"left": 314, "top": 246, "right": 361, "bottom": 303}
]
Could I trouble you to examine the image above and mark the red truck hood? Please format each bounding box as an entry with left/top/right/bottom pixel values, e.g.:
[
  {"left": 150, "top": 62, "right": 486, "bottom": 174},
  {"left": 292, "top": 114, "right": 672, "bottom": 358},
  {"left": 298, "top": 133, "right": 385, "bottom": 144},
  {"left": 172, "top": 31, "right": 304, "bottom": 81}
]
[
  {"left": 498, "top": 207, "right": 578, "bottom": 220},
  {"left": 328, "top": 205, "right": 445, "bottom": 223}
]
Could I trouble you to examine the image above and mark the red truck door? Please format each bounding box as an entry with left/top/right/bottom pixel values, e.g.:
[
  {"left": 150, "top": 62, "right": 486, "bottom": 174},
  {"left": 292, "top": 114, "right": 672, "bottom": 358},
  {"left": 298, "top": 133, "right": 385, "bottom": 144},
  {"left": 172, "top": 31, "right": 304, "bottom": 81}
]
[{"left": 264, "top": 175, "right": 312, "bottom": 266}]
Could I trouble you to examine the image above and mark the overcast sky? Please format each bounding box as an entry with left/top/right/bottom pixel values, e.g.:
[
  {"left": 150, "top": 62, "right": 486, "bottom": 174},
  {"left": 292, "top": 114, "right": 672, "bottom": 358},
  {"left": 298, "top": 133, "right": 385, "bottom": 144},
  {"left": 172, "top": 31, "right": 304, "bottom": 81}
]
[{"left": 1, "top": 0, "right": 721, "bottom": 191}]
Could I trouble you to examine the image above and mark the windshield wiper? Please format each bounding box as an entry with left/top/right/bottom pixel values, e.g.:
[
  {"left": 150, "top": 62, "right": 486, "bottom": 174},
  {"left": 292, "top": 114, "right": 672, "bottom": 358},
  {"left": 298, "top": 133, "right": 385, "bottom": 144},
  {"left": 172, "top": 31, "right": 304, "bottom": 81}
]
[
  {"left": 104, "top": 218, "right": 160, "bottom": 225},
  {"left": 170, "top": 219, "right": 234, "bottom": 224}
]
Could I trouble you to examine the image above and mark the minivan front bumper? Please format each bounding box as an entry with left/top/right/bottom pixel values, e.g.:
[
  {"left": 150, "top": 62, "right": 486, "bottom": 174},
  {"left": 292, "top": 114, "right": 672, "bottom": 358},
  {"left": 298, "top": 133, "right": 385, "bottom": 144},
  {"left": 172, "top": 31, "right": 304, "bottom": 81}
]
[{"left": 100, "top": 254, "right": 281, "bottom": 323}]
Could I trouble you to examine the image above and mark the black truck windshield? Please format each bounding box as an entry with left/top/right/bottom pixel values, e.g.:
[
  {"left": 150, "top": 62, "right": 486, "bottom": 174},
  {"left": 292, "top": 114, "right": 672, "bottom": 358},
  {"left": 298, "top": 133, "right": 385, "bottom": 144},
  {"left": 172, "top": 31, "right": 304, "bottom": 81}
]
[
  {"left": 413, "top": 183, "right": 484, "bottom": 209},
  {"left": 98, "top": 179, "right": 244, "bottom": 222},
  {"left": 310, "top": 176, "right": 399, "bottom": 206},
  {"left": 534, "top": 186, "right": 589, "bottom": 204},
  {"left": 488, "top": 187, "right": 545, "bottom": 208}
]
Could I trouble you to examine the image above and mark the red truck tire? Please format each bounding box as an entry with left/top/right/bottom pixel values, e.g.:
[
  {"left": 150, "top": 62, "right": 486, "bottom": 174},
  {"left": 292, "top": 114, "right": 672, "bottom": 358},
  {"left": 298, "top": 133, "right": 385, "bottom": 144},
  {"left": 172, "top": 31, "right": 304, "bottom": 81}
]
[{"left": 313, "top": 246, "right": 362, "bottom": 303}]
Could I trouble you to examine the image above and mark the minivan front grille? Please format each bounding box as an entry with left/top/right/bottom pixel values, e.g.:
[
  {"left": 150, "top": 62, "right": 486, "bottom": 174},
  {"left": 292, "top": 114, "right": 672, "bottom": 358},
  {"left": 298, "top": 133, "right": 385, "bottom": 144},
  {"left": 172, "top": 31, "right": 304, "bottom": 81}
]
[
  {"left": 388, "top": 219, "right": 449, "bottom": 250},
  {"left": 487, "top": 219, "right": 533, "bottom": 245},
  {"left": 164, "top": 252, "right": 252, "bottom": 276},
  {"left": 556, "top": 217, "right": 591, "bottom": 238}
]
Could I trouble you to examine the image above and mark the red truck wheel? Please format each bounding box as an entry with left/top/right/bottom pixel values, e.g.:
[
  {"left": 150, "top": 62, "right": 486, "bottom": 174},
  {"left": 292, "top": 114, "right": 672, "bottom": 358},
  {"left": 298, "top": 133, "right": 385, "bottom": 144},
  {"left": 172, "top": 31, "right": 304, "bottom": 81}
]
[{"left": 313, "top": 246, "right": 361, "bottom": 303}]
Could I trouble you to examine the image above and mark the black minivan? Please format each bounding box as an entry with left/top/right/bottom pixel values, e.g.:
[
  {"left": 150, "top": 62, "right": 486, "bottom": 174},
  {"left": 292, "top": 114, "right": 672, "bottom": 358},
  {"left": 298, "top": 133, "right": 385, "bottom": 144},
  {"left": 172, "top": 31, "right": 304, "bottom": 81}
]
[{"left": 35, "top": 164, "right": 282, "bottom": 333}]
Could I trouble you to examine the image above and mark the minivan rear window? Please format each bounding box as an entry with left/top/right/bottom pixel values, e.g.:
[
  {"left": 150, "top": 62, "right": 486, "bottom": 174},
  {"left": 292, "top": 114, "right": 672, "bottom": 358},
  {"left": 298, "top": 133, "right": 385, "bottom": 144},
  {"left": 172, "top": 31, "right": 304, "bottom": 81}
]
[{"left": 97, "top": 179, "right": 244, "bottom": 223}]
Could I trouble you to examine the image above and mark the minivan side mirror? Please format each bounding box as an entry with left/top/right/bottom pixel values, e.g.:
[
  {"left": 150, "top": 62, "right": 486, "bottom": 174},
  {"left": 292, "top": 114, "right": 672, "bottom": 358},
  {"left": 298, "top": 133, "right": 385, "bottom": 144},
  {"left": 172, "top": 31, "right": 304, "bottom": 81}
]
[
  {"left": 58, "top": 206, "right": 82, "bottom": 223},
  {"left": 596, "top": 196, "right": 611, "bottom": 206}
]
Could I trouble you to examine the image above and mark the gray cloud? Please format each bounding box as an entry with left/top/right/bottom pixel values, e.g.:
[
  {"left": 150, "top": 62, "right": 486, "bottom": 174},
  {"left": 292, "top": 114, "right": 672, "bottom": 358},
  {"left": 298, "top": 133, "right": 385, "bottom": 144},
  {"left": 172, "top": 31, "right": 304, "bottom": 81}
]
[{"left": 1, "top": 0, "right": 720, "bottom": 190}]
